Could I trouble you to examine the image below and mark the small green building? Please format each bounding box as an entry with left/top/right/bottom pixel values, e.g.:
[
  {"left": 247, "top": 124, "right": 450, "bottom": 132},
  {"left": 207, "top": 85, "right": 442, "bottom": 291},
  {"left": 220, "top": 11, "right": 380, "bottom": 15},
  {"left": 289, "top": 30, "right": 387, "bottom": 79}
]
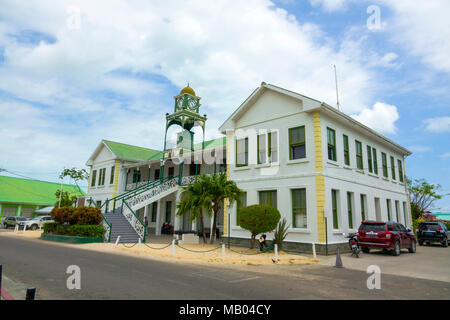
[{"left": 0, "top": 176, "right": 85, "bottom": 219}]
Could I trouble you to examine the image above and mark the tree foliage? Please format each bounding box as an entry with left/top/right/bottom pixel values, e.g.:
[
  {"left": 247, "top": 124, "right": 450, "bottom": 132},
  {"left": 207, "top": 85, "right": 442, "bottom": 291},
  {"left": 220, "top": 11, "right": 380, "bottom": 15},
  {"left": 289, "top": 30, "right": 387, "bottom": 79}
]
[
  {"left": 273, "top": 218, "right": 290, "bottom": 250},
  {"left": 59, "top": 167, "right": 88, "bottom": 195},
  {"left": 177, "top": 177, "right": 212, "bottom": 243},
  {"left": 408, "top": 178, "right": 443, "bottom": 212},
  {"left": 238, "top": 204, "right": 281, "bottom": 248},
  {"left": 54, "top": 189, "right": 77, "bottom": 208}
]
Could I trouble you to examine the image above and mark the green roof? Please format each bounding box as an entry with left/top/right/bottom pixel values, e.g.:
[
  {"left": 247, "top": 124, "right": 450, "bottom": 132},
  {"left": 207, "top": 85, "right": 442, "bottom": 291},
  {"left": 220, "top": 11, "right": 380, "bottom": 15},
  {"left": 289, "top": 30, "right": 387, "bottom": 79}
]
[
  {"left": 194, "top": 137, "right": 227, "bottom": 150},
  {"left": 104, "top": 140, "right": 161, "bottom": 161},
  {"left": 104, "top": 137, "right": 226, "bottom": 162},
  {"left": 0, "top": 176, "right": 85, "bottom": 205}
]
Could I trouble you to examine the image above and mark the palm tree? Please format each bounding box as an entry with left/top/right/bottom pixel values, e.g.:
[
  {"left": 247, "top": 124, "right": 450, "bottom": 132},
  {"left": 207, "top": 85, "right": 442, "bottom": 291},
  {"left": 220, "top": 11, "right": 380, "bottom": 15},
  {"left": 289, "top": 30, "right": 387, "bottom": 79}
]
[
  {"left": 200, "top": 173, "right": 243, "bottom": 243},
  {"left": 176, "top": 178, "right": 212, "bottom": 243}
]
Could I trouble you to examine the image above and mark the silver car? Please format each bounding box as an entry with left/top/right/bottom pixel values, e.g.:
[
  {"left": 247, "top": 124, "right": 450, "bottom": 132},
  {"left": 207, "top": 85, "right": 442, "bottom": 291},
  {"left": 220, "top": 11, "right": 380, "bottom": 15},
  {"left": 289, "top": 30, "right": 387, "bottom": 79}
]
[{"left": 19, "top": 216, "right": 54, "bottom": 230}]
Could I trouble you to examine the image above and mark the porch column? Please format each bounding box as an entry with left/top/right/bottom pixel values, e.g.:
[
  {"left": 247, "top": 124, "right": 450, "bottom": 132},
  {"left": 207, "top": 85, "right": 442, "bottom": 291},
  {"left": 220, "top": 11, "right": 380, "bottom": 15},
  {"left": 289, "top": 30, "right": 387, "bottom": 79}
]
[
  {"left": 174, "top": 191, "right": 182, "bottom": 232},
  {"left": 125, "top": 169, "right": 129, "bottom": 191},
  {"left": 155, "top": 199, "right": 163, "bottom": 235},
  {"left": 144, "top": 204, "right": 148, "bottom": 219}
]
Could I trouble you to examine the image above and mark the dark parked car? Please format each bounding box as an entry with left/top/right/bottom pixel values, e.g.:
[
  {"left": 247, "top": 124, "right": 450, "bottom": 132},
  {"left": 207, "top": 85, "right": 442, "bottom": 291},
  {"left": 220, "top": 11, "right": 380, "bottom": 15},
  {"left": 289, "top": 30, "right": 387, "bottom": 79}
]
[
  {"left": 3, "top": 216, "right": 28, "bottom": 229},
  {"left": 416, "top": 221, "right": 449, "bottom": 247},
  {"left": 357, "top": 221, "right": 416, "bottom": 256}
]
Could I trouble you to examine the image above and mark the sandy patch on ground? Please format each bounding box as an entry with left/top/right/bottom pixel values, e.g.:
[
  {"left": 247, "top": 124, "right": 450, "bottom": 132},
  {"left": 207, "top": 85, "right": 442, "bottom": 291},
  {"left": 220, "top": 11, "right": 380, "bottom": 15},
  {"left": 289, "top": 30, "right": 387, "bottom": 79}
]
[{"left": 1, "top": 230, "right": 320, "bottom": 266}]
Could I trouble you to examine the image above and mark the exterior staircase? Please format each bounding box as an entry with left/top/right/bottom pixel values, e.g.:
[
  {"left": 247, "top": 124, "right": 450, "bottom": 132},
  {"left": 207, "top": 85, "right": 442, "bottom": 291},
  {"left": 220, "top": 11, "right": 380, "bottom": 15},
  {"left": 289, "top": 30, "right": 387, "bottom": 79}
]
[{"left": 103, "top": 208, "right": 140, "bottom": 243}]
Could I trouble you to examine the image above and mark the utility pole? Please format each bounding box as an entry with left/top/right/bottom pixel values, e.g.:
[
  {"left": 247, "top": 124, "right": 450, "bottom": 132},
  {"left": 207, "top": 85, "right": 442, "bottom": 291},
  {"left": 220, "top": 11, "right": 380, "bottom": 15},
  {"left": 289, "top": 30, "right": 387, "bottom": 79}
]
[{"left": 334, "top": 65, "right": 340, "bottom": 111}]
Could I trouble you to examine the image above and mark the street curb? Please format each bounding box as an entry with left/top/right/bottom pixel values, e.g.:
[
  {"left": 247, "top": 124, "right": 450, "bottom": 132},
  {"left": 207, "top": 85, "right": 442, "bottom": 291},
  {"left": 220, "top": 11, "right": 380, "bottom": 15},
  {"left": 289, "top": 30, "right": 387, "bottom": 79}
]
[{"left": 1, "top": 288, "right": 15, "bottom": 300}]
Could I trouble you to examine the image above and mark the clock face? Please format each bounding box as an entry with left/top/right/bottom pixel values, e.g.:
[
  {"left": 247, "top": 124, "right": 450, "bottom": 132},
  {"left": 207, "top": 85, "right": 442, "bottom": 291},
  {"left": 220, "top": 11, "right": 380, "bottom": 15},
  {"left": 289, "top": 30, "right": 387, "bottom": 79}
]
[
  {"left": 187, "top": 97, "right": 197, "bottom": 111},
  {"left": 177, "top": 97, "right": 184, "bottom": 110}
]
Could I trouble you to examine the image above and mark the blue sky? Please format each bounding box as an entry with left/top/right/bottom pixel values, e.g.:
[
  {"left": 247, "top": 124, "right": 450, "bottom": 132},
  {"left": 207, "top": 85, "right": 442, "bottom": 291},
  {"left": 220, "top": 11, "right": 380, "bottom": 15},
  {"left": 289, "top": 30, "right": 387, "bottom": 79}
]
[{"left": 0, "top": 0, "right": 449, "bottom": 210}]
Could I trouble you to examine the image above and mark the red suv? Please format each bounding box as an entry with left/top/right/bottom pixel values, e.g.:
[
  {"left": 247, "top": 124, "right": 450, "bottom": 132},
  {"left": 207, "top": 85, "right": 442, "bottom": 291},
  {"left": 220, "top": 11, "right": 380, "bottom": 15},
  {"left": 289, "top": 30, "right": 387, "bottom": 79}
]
[{"left": 357, "top": 221, "right": 416, "bottom": 256}]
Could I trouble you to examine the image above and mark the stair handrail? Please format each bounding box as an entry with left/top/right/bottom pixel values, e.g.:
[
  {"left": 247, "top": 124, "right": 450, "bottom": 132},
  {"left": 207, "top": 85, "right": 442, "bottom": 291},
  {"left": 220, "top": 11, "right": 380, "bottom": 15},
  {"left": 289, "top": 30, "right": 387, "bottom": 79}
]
[
  {"left": 101, "top": 213, "right": 112, "bottom": 243},
  {"left": 123, "top": 176, "right": 176, "bottom": 202},
  {"left": 122, "top": 200, "right": 146, "bottom": 242}
]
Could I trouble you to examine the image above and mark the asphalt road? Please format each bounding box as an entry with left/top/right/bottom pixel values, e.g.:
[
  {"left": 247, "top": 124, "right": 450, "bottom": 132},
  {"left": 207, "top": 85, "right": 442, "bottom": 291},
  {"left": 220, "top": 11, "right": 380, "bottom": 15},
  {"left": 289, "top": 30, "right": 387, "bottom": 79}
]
[{"left": 0, "top": 235, "right": 449, "bottom": 300}]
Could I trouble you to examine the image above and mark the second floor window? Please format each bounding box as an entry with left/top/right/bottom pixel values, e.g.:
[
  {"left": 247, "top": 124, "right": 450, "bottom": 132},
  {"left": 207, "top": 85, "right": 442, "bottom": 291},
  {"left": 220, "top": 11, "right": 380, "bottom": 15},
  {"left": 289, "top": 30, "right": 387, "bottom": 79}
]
[
  {"left": 398, "top": 159, "right": 404, "bottom": 182},
  {"left": 355, "top": 141, "right": 363, "bottom": 170},
  {"left": 382, "top": 152, "right": 388, "bottom": 177},
  {"left": 168, "top": 167, "right": 175, "bottom": 177},
  {"left": 343, "top": 134, "right": 350, "bottom": 166},
  {"left": 236, "top": 138, "right": 248, "bottom": 167},
  {"left": 372, "top": 148, "right": 378, "bottom": 175},
  {"left": 390, "top": 156, "right": 396, "bottom": 180},
  {"left": 132, "top": 169, "right": 141, "bottom": 183},
  {"left": 327, "top": 128, "right": 337, "bottom": 161},
  {"left": 91, "top": 170, "right": 97, "bottom": 187},
  {"left": 154, "top": 169, "right": 160, "bottom": 180},
  {"left": 110, "top": 166, "right": 115, "bottom": 185},
  {"left": 367, "top": 146, "right": 373, "bottom": 173},
  {"left": 98, "top": 168, "right": 106, "bottom": 186},
  {"left": 289, "top": 126, "right": 305, "bottom": 160},
  {"left": 257, "top": 133, "right": 267, "bottom": 164}
]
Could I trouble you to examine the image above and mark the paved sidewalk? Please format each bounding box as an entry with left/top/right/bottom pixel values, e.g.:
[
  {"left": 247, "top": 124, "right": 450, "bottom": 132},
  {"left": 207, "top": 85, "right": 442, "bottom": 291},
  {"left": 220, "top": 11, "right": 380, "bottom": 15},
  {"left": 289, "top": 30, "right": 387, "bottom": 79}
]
[
  {"left": 1, "top": 273, "right": 30, "bottom": 300},
  {"left": 319, "top": 244, "right": 450, "bottom": 283}
]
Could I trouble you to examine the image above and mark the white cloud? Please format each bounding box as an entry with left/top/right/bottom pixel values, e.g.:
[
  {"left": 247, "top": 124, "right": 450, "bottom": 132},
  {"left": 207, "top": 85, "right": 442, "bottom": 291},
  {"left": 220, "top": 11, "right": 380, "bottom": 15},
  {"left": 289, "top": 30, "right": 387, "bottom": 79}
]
[
  {"left": 0, "top": 0, "right": 399, "bottom": 179},
  {"left": 379, "top": 0, "right": 450, "bottom": 73},
  {"left": 351, "top": 102, "right": 399, "bottom": 134},
  {"left": 423, "top": 117, "right": 450, "bottom": 133},
  {"left": 441, "top": 152, "right": 450, "bottom": 158},
  {"left": 309, "top": 0, "right": 348, "bottom": 12}
]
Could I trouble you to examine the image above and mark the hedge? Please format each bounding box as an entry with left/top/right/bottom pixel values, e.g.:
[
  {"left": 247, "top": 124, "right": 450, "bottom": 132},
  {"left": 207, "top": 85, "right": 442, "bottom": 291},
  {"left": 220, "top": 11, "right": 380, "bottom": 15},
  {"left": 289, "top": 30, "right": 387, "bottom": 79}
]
[{"left": 43, "top": 222, "right": 105, "bottom": 238}]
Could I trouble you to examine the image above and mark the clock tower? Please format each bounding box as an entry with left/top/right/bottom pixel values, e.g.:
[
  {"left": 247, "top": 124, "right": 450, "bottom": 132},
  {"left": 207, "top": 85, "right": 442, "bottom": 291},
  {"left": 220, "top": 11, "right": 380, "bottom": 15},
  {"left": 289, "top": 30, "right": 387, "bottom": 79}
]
[{"left": 163, "top": 85, "right": 207, "bottom": 159}]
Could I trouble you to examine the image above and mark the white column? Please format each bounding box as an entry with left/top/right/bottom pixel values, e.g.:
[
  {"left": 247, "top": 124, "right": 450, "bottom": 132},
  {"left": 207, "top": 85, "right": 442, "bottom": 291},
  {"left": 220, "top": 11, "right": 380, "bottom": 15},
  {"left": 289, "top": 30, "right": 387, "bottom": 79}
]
[
  {"left": 155, "top": 199, "right": 162, "bottom": 236},
  {"left": 144, "top": 204, "right": 148, "bottom": 218},
  {"left": 174, "top": 192, "right": 182, "bottom": 231}
]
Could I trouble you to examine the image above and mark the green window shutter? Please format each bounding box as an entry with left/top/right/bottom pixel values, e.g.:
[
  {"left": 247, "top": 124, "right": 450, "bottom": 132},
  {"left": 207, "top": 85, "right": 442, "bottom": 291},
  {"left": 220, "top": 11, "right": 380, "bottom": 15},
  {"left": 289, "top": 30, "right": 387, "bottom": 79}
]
[
  {"left": 269, "top": 131, "right": 278, "bottom": 163},
  {"left": 395, "top": 201, "right": 400, "bottom": 222},
  {"left": 165, "top": 201, "right": 172, "bottom": 223},
  {"left": 343, "top": 135, "right": 350, "bottom": 165},
  {"left": 382, "top": 153, "right": 388, "bottom": 177},
  {"left": 327, "top": 128, "right": 337, "bottom": 161},
  {"left": 360, "top": 194, "right": 366, "bottom": 221},
  {"left": 151, "top": 202, "right": 157, "bottom": 222},
  {"left": 292, "top": 188, "right": 307, "bottom": 228},
  {"left": 110, "top": 166, "right": 115, "bottom": 185},
  {"left": 367, "top": 146, "right": 373, "bottom": 173},
  {"left": 91, "top": 170, "right": 97, "bottom": 187},
  {"left": 332, "top": 190, "right": 339, "bottom": 229},
  {"left": 398, "top": 159, "right": 404, "bottom": 182},
  {"left": 347, "top": 192, "right": 353, "bottom": 229},
  {"left": 355, "top": 141, "right": 363, "bottom": 170},
  {"left": 387, "top": 199, "right": 391, "bottom": 220},
  {"left": 390, "top": 156, "right": 396, "bottom": 180},
  {"left": 289, "top": 126, "right": 306, "bottom": 160},
  {"left": 372, "top": 148, "right": 378, "bottom": 175}
]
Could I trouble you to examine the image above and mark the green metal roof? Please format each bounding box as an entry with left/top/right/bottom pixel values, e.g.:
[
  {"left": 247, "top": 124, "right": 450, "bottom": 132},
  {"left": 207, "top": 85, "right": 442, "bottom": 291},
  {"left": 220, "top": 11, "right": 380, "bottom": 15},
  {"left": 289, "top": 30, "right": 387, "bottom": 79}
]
[
  {"left": 105, "top": 137, "right": 226, "bottom": 162},
  {"left": 0, "top": 176, "right": 85, "bottom": 205},
  {"left": 194, "top": 137, "right": 227, "bottom": 150},
  {"left": 103, "top": 140, "right": 161, "bottom": 161}
]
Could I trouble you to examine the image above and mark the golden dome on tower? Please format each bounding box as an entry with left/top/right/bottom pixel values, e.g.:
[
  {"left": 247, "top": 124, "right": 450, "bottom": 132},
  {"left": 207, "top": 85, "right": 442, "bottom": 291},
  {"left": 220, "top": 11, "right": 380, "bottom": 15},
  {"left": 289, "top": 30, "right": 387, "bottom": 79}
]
[{"left": 180, "top": 85, "right": 196, "bottom": 96}]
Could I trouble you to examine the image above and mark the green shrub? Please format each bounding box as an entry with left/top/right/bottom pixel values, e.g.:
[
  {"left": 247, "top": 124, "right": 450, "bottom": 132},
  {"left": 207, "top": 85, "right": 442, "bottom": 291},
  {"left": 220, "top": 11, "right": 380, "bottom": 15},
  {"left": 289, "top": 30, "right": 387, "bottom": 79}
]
[
  {"left": 50, "top": 206, "right": 102, "bottom": 225},
  {"left": 273, "top": 218, "right": 290, "bottom": 251},
  {"left": 238, "top": 204, "right": 281, "bottom": 248},
  {"left": 43, "top": 222, "right": 58, "bottom": 233},
  {"left": 43, "top": 223, "right": 105, "bottom": 238}
]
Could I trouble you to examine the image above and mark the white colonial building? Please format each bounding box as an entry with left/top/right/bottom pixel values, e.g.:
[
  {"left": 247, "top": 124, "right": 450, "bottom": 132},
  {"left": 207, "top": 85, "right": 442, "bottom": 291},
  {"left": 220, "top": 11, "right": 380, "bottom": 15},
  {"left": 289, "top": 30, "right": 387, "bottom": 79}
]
[{"left": 85, "top": 83, "right": 412, "bottom": 252}]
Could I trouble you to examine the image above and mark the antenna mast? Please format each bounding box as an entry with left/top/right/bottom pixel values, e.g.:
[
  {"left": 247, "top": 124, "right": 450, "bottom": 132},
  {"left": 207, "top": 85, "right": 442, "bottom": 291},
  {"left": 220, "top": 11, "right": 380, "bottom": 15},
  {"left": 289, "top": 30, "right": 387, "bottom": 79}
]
[{"left": 334, "top": 65, "right": 340, "bottom": 111}]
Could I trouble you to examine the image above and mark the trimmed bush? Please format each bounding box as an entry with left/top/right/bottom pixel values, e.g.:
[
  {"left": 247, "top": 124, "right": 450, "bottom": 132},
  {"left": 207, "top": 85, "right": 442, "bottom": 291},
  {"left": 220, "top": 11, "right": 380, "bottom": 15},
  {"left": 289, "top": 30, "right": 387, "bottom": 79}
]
[
  {"left": 238, "top": 204, "right": 281, "bottom": 248},
  {"left": 50, "top": 206, "right": 102, "bottom": 225},
  {"left": 43, "top": 223, "right": 105, "bottom": 238},
  {"left": 43, "top": 222, "right": 58, "bottom": 234}
]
